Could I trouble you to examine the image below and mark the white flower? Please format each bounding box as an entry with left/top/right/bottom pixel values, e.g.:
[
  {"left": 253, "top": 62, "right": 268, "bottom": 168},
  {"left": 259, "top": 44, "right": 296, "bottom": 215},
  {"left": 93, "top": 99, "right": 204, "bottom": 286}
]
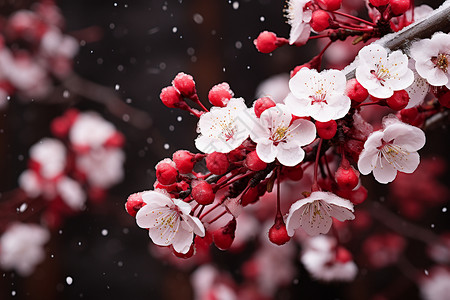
[
  {"left": 355, "top": 44, "right": 414, "bottom": 98},
  {"left": 76, "top": 148, "right": 125, "bottom": 188},
  {"left": 0, "top": 223, "right": 50, "bottom": 276},
  {"left": 250, "top": 104, "right": 316, "bottom": 166},
  {"left": 136, "top": 190, "right": 205, "bottom": 254},
  {"left": 405, "top": 59, "right": 429, "bottom": 108},
  {"left": 195, "top": 98, "right": 253, "bottom": 154},
  {"left": 301, "top": 236, "right": 358, "bottom": 282},
  {"left": 69, "top": 111, "right": 116, "bottom": 149},
  {"left": 358, "top": 116, "right": 426, "bottom": 184},
  {"left": 285, "top": 68, "right": 351, "bottom": 122},
  {"left": 285, "top": 0, "right": 312, "bottom": 45},
  {"left": 420, "top": 267, "right": 450, "bottom": 300},
  {"left": 410, "top": 32, "right": 450, "bottom": 88},
  {"left": 286, "top": 191, "right": 355, "bottom": 236},
  {"left": 29, "top": 138, "right": 66, "bottom": 179}
]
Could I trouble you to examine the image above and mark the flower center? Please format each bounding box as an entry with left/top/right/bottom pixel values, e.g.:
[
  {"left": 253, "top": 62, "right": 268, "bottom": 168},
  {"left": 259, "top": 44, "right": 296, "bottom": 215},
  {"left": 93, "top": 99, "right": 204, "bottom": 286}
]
[
  {"left": 377, "top": 140, "right": 410, "bottom": 170},
  {"left": 219, "top": 120, "right": 237, "bottom": 141},
  {"left": 310, "top": 89, "right": 328, "bottom": 105},
  {"left": 271, "top": 126, "right": 289, "bottom": 143},
  {"left": 432, "top": 53, "right": 448, "bottom": 73},
  {"left": 371, "top": 64, "right": 390, "bottom": 86}
]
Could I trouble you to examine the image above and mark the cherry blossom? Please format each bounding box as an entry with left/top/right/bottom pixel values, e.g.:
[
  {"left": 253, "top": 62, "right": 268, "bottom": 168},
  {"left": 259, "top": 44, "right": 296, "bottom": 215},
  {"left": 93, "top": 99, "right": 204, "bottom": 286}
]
[
  {"left": 405, "top": 60, "right": 429, "bottom": 108},
  {"left": 0, "top": 223, "right": 50, "bottom": 276},
  {"left": 136, "top": 190, "right": 205, "bottom": 254},
  {"left": 420, "top": 267, "right": 450, "bottom": 300},
  {"left": 301, "top": 236, "right": 358, "bottom": 282},
  {"left": 250, "top": 104, "right": 316, "bottom": 166},
  {"left": 195, "top": 98, "right": 253, "bottom": 153},
  {"left": 410, "top": 32, "right": 450, "bottom": 88},
  {"left": 285, "top": 0, "right": 312, "bottom": 46},
  {"left": 285, "top": 68, "right": 351, "bottom": 122},
  {"left": 286, "top": 191, "right": 355, "bottom": 236},
  {"left": 357, "top": 116, "right": 426, "bottom": 184},
  {"left": 355, "top": 44, "right": 414, "bottom": 98}
]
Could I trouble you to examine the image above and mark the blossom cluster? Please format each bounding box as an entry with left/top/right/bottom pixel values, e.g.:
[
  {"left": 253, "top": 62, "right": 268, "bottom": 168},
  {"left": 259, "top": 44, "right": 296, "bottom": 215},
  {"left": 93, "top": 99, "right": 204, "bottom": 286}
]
[
  {"left": 0, "top": 1, "right": 79, "bottom": 107},
  {"left": 125, "top": 0, "right": 450, "bottom": 296}
]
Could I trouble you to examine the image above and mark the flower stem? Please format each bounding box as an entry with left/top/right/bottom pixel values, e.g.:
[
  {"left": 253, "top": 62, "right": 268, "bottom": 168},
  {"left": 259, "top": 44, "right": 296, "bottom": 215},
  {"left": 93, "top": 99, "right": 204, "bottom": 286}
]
[
  {"left": 312, "top": 138, "right": 323, "bottom": 191},
  {"left": 331, "top": 10, "right": 376, "bottom": 26}
]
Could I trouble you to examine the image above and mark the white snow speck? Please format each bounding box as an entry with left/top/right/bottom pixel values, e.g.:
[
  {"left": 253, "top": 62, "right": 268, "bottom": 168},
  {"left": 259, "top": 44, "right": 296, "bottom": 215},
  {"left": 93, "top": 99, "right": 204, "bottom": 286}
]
[
  {"left": 172, "top": 27, "right": 178, "bottom": 33},
  {"left": 235, "top": 41, "right": 242, "bottom": 49},
  {"left": 260, "top": 16, "right": 265, "bottom": 22},
  {"left": 66, "top": 277, "right": 73, "bottom": 285},
  {"left": 101, "top": 229, "right": 108, "bottom": 236},
  {"left": 115, "top": 84, "right": 120, "bottom": 91},
  {"left": 424, "top": 269, "right": 429, "bottom": 276},
  {"left": 164, "top": 144, "right": 170, "bottom": 150},
  {"left": 63, "top": 90, "right": 70, "bottom": 98},
  {"left": 11, "top": 291, "right": 16, "bottom": 296},
  {"left": 193, "top": 13, "right": 204, "bottom": 24},
  {"left": 19, "top": 203, "right": 28, "bottom": 213},
  {"left": 232, "top": 1, "right": 239, "bottom": 9},
  {"left": 443, "top": 207, "right": 447, "bottom": 213},
  {"left": 177, "top": 116, "right": 182, "bottom": 122}
]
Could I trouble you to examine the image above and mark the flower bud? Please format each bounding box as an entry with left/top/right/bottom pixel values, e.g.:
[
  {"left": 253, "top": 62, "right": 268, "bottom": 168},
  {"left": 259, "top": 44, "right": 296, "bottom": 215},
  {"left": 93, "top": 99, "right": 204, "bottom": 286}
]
[
  {"left": 213, "top": 218, "right": 236, "bottom": 250},
  {"left": 206, "top": 152, "right": 229, "bottom": 175},
  {"left": 390, "top": 0, "right": 410, "bottom": 15},
  {"left": 172, "top": 72, "right": 196, "bottom": 98},
  {"left": 386, "top": 90, "right": 409, "bottom": 110},
  {"left": 399, "top": 107, "right": 418, "bottom": 124},
  {"left": 268, "top": 219, "right": 290, "bottom": 245},
  {"left": 156, "top": 161, "right": 178, "bottom": 185},
  {"left": 208, "top": 82, "right": 233, "bottom": 107},
  {"left": 160, "top": 86, "right": 184, "bottom": 108},
  {"left": 317, "top": 0, "right": 342, "bottom": 11},
  {"left": 191, "top": 180, "right": 215, "bottom": 205},
  {"left": 125, "top": 192, "right": 145, "bottom": 217},
  {"left": 346, "top": 78, "right": 369, "bottom": 103},
  {"left": 254, "top": 97, "right": 276, "bottom": 118},
  {"left": 311, "top": 10, "right": 330, "bottom": 32},
  {"left": 254, "top": 31, "right": 278, "bottom": 54},
  {"left": 315, "top": 120, "right": 337, "bottom": 139},
  {"left": 245, "top": 151, "right": 267, "bottom": 171},
  {"left": 172, "top": 150, "right": 195, "bottom": 174},
  {"left": 335, "top": 162, "right": 359, "bottom": 190}
]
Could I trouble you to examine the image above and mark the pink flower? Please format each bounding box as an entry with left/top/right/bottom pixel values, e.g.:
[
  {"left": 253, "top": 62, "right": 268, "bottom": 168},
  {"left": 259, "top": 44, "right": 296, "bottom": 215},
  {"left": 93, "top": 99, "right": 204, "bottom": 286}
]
[
  {"left": 136, "top": 190, "right": 205, "bottom": 254},
  {"left": 285, "top": 0, "right": 312, "bottom": 46}
]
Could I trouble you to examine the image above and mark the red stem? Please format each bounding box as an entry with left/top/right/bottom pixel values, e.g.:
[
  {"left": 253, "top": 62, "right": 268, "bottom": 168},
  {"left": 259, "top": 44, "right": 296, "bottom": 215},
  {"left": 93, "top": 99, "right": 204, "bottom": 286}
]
[{"left": 331, "top": 11, "right": 377, "bottom": 26}]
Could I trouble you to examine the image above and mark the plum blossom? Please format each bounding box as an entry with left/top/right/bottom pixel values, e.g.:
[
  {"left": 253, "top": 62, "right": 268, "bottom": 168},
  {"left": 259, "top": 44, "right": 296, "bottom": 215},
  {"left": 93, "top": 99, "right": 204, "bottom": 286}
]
[
  {"left": 0, "top": 223, "right": 50, "bottom": 276},
  {"left": 357, "top": 116, "right": 426, "bottom": 184},
  {"left": 195, "top": 98, "right": 253, "bottom": 154},
  {"left": 136, "top": 190, "right": 205, "bottom": 254},
  {"left": 301, "top": 236, "right": 358, "bottom": 281},
  {"left": 420, "top": 267, "right": 450, "bottom": 300},
  {"left": 286, "top": 191, "right": 355, "bottom": 236},
  {"left": 410, "top": 32, "right": 450, "bottom": 88},
  {"left": 405, "top": 60, "right": 430, "bottom": 108},
  {"left": 355, "top": 44, "right": 414, "bottom": 98},
  {"left": 285, "top": 0, "right": 312, "bottom": 45},
  {"left": 285, "top": 68, "right": 351, "bottom": 122},
  {"left": 250, "top": 104, "right": 316, "bottom": 166}
]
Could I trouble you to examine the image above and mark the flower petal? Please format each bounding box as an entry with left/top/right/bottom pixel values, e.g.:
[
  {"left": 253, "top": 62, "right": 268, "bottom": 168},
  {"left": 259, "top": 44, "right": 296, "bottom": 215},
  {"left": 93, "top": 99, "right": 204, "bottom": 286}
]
[
  {"left": 171, "top": 227, "right": 194, "bottom": 254},
  {"left": 277, "top": 145, "right": 305, "bottom": 166}
]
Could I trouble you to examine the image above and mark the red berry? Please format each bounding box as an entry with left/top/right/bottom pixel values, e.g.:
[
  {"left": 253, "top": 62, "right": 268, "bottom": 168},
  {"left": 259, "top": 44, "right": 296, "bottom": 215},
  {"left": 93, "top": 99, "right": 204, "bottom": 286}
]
[
  {"left": 400, "top": 107, "right": 419, "bottom": 124},
  {"left": 155, "top": 161, "right": 178, "bottom": 185},
  {"left": 386, "top": 90, "right": 409, "bottom": 110},
  {"left": 369, "top": 0, "right": 389, "bottom": 7},
  {"left": 346, "top": 78, "right": 369, "bottom": 103},
  {"left": 268, "top": 220, "right": 290, "bottom": 245},
  {"left": 390, "top": 0, "right": 410, "bottom": 15},
  {"left": 336, "top": 246, "right": 352, "bottom": 263},
  {"left": 160, "top": 86, "right": 184, "bottom": 108},
  {"left": 315, "top": 120, "right": 337, "bottom": 139},
  {"left": 350, "top": 185, "right": 368, "bottom": 205},
  {"left": 310, "top": 10, "right": 330, "bottom": 32},
  {"left": 254, "top": 97, "right": 276, "bottom": 118},
  {"left": 317, "top": 0, "right": 342, "bottom": 11},
  {"left": 191, "top": 181, "right": 215, "bottom": 205},
  {"left": 172, "top": 150, "right": 195, "bottom": 174},
  {"left": 172, "top": 72, "right": 196, "bottom": 97},
  {"left": 254, "top": 31, "right": 278, "bottom": 54},
  {"left": 206, "top": 152, "right": 229, "bottom": 175},
  {"left": 208, "top": 82, "right": 233, "bottom": 107},
  {"left": 245, "top": 151, "right": 267, "bottom": 171},
  {"left": 125, "top": 192, "right": 146, "bottom": 217},
  {"left": 335, "top": 164, "right": 359, "bottom": 190},
  {"left": 213, "top": 219, "right": 236, "bottom": 250},
  {"left": 227, "top": 146, "right": 246, "bottom": 162}
]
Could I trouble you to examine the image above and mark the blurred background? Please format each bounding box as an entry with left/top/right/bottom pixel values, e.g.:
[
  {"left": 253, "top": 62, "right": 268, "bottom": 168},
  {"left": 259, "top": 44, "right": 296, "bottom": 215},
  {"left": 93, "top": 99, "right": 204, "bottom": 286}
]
[{"left": 0, "top": 0, "right": 448, "bottom": 299}]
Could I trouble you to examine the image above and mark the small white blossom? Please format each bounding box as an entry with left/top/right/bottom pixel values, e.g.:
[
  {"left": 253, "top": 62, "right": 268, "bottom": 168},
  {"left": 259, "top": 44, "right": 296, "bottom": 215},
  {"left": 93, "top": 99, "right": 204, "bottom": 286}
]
[
  {"left": 285, "top": 0, "right": 312, "bottom": 45},
  {"left": 420, "top": 267, "right": 450, "bottom": 300},
  {"left": 250, "top": 104, "right": 316, "bottom": 166},
  {"left": 136, "top": 190, "right": 205, "bottom": 254},
  {"left": 195, "top": 98, "right": 253, "bottom": 154},
  {"left": 405, "top": 60, "right": 429, "bottom": 108},
  {"left": 358, "top": 116, "right": 426, "bottom": 184},
  {"left": 286, "top": 191, "right": 355, "bottom": 237},
  {"left": 285, "top": 68, "right": 351, "bottom": 122},
  {"left": 69, "top": 111, "right": 116, "bottom": 149},
  {"left": 0, "top": 223, "right": 50, "bottom": 276},
  {"left": 29, "top": 138, "right": 67, "bottom": 179},
  {"left": 355, "top": 44, "right": 414, "bottom": 98},
  {"left": 410, "top": 32, "right": 450, "bottom": 88}
]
